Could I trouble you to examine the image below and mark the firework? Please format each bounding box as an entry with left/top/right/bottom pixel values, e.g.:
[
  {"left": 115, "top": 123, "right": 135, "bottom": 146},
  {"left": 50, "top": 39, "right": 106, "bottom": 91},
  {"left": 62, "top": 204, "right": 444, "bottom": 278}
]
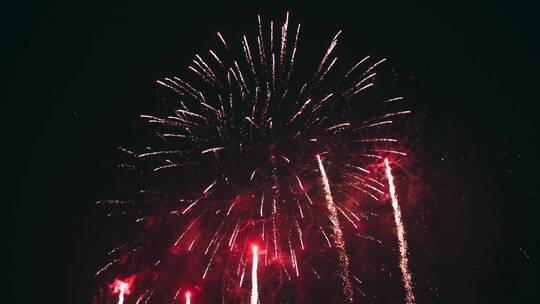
[{"left": 95, "top": 12, "right": 414, "bottom": 303}]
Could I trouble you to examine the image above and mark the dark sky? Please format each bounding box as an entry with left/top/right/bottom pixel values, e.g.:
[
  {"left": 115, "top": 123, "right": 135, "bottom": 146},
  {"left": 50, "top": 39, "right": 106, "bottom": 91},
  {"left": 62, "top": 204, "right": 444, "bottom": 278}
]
[{"left": 6, "top": 0, "right": 539, "bottom": 303}]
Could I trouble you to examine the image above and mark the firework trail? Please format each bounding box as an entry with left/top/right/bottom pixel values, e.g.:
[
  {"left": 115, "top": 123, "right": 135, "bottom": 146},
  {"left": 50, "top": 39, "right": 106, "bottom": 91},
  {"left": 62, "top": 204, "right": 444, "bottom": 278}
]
[
  {"left": 95, "top": 12, "right": 415, "bottom": 303},
  {"left": 110, "top": 279, "right": 132, "bottom": 304},
  {"left": 117, "top": 284, "right": 126, "bottom": 304},
  {"left": 186, "top": 291, "right": 191, "bottom": 304},
  {"left": 384, "top": 158, "right": 416, "bottom": 304},
  {"left": 251, "top": 245, "right": 259, "bottom": 304},
  {"left": 316, "top": 154, "right": 353, "bottom": 303}
]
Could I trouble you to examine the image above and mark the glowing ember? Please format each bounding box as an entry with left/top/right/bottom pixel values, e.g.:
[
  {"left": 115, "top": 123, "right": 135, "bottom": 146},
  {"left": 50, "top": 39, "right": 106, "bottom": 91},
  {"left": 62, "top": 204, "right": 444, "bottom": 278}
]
[{"left": 384, "top": 158, "right": 416, "bottom": 304}]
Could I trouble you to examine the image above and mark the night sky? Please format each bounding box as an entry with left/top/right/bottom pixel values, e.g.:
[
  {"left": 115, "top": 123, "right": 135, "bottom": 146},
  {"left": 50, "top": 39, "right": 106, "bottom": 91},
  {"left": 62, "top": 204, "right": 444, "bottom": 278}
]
[{"left": 6, "top": 1, "right": 539, "bottom": 303}]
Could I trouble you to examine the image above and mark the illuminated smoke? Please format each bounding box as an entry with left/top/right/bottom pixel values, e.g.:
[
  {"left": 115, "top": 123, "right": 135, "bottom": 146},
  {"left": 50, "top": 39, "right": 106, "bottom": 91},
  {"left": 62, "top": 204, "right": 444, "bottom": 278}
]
[
  {"left": 251, "top": 245, "right": 259, "bottom": 304},
  {"left": 316, "top": 154, "right": 353, "bottom": 303},
  {"left": 384, "top": 158, "right": 415, "bottom": 304}
]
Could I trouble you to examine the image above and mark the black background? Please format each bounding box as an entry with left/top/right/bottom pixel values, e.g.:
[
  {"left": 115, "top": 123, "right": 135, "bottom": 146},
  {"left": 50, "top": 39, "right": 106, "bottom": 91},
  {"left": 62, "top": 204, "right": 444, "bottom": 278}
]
[{"left": 6, "top": 0, "right": 539, "bottom": 303}]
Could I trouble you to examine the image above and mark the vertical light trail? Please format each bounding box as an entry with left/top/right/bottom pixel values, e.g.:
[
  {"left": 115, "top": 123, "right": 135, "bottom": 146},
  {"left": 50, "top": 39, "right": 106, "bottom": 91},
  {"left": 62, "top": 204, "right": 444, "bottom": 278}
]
[
  {"left": 185, "top": 291, "right": 191, "bottom": 304},
  {"left": 316, "top": 154, "right": 353, "bottom": 303},
  {"left": 251, "top": 245, "right": 259, "bottom": 304},
  {"left": 117, "top": 283, "right": 126, "bottom": 304},
  {"left": 384, "top": 158, "right": 416, "bottom": 304},
  {"left": 111, "top": 279, "right": 131, "bottom": 304}
]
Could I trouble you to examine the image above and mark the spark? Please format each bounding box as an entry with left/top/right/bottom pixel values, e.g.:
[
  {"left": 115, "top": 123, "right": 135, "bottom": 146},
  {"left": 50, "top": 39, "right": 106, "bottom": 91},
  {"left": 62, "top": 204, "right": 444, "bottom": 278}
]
[
  {"left": 174, "top": 217, "right": 200, "bottom": 246},
  {"left": 203, "top": 235, "right": 222, "bottom": 279},
  {"left": 296, "top": 220, "right": 305, "bottom": 249},
  {"left": 385, "top": 158, "right": 416, "bottom": 304},
  {"left": 381, "top": 110, "right": 412, "bottom": 118},
  {"left": 345, "top": 55, "right": 370, "bottom": 77},
  {"left": 226, "top": 196, "right": 239, "bottom": 216},
  {"left": 384, "top": 96, "right": 404, "bottom": 103},
  {"left": 337, "top": 205, "right": 358, "bottom": 229},
  {"left": 182, "top": 197, "right": 203, "bottom": 215},
  {"left": 188, "top": 234, "right": 198, "bottom": 251},
  {"left": 296, "top": 200, "right": 304, "bottom": 219},
  {"left": 360, "top": 120, "right": 393, "bottom": 129},
  {"left": 95, "top": 259, "right": 119, "bottom": 276},
  {"left": 201, "top": 147, "right": 225, "bottom": 154},
  {"left": 259, "top": 193, "right": 265, "bottom": 217},
  {"left": 217, "top": 32, "right": 228, "bottom": 50},
  {"left": 320, "top": 226, "right": 332, "bottom": 248},
  {"left": 239, "top": 262, "right": 247, "bottom": 287}
]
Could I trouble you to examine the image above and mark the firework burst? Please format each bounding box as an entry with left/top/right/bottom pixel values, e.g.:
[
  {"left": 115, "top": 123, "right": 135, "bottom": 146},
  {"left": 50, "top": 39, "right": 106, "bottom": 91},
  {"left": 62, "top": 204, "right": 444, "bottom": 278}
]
[{"left": 94, "top": 12, "right": 415, "bottom": 303}]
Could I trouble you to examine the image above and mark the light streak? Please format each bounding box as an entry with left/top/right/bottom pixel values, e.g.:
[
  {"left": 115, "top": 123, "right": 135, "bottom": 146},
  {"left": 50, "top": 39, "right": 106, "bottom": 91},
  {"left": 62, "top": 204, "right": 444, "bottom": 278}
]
[
  {"left": 316, "top": 154, "right": 353, "bottom": 303},
  {"left": 117, "top": 283, "right": 127, "bottom": 304},
  {"left": 250, "top": 245, "right": 259, "bottom": 304},
  {"left": 111, "top": 279, "right": 132, "bottom": 304},
  {"left": 185, "top": 291, "right": 191, "bottom": 304},
  {"left": 384, "top": 158, "right": 416, "bottom": 304}
]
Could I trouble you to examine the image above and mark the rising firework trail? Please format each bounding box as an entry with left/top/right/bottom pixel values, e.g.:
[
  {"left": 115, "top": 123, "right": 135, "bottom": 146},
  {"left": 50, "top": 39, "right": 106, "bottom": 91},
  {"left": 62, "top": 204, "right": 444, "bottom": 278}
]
[
  {"left": 317, "top": 154, "right": 353, "bottom": 303},
  {"left": 186, "top": 291, "right": 191, "bottom": 304},
  {"left": 384, "top": 158, "right": 416, "bottom": 304},
  {"left": 251, "top": 245, "right": 259, "bottom": 304},
  {"left": 117, "top": 283, "right": 126, "bottom": 304},
  {"left": 95, "top": 11, "right": 415, "bottom": 303},
  {"left": 110, "top": 279, "right": 132, "bottom": 304}
]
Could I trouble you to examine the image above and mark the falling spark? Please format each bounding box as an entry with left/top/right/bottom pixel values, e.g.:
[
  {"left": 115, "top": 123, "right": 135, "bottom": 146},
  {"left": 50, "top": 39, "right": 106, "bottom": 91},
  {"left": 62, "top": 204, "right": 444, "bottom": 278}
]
[
  {"left": 384, "top": 158, "right": 416, "bottom": 304},
  {"left": 251, "top": 245, "right": 259, "bottom": 304},
  {"left": 316, "top": 154, "right": 353, "bottom": 303}
]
